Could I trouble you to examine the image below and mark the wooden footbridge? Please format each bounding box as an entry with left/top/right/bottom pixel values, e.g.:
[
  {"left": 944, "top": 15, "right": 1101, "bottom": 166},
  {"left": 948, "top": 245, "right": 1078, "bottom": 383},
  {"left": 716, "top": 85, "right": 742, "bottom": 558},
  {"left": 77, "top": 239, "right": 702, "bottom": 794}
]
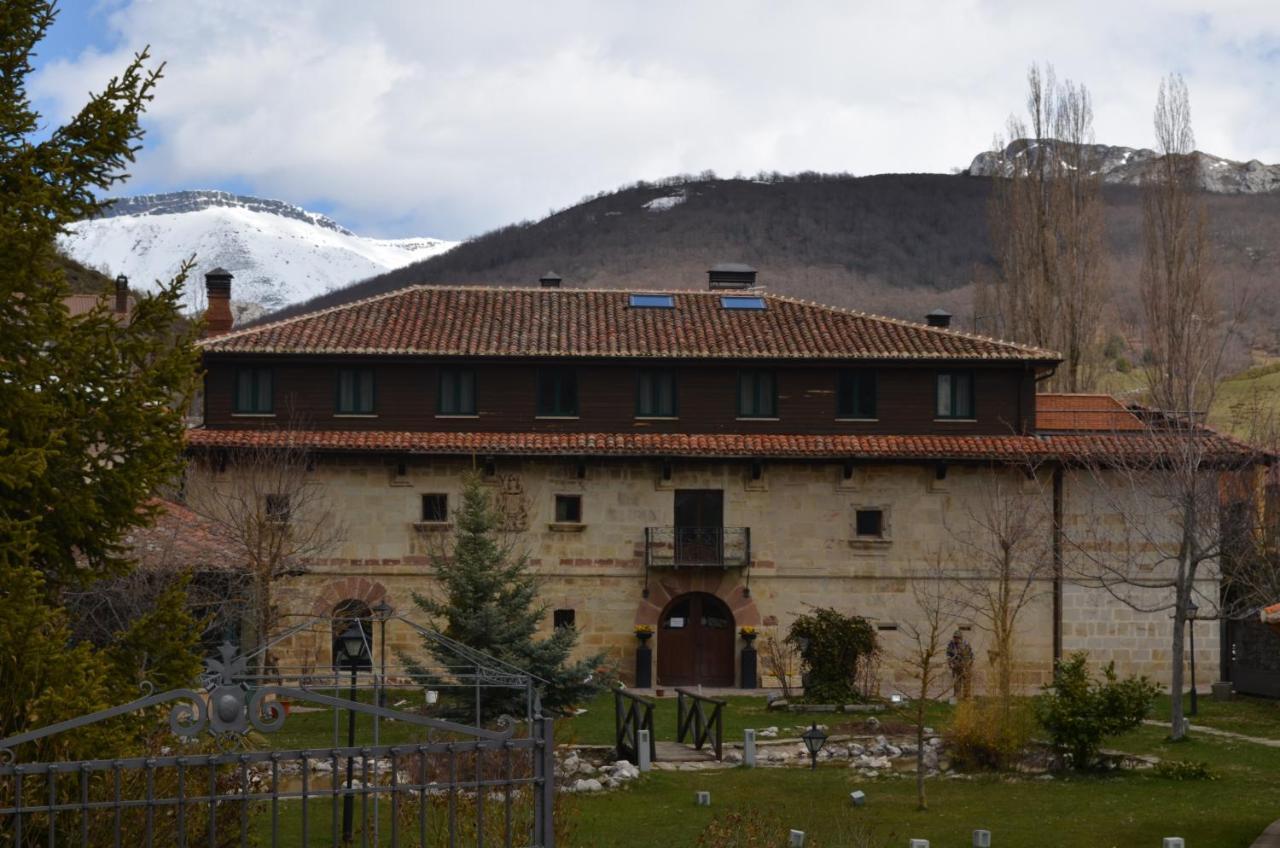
[{"left": 614, "top": 688, "right": 726, "bottom": 764}]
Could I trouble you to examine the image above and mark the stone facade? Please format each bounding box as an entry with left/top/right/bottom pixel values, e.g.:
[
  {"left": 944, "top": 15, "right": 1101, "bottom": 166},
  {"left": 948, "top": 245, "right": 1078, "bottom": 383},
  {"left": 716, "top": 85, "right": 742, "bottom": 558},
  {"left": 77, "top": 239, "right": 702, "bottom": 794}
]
[{"left": 231, "top": 454, "right": 1217, "bottom": 693}]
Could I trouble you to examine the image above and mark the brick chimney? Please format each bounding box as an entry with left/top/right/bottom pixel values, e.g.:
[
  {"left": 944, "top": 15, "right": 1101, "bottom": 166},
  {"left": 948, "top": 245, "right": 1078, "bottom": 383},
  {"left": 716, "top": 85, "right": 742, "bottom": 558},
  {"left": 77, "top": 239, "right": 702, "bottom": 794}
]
[
  {"left": 204, "top": 268, "right": 234, "bottom": 336},
  {"left": 925, "top": 308, "right": 952, "bottom": 329},
  {"left": 707, "top": 263, "right": 756, "bottom": 290},
  {"left": 539, "top": 272, "right": 562, "bottom": 289},
  {"left": 114, "top": 274, "right": 129, "bottom": 315}
]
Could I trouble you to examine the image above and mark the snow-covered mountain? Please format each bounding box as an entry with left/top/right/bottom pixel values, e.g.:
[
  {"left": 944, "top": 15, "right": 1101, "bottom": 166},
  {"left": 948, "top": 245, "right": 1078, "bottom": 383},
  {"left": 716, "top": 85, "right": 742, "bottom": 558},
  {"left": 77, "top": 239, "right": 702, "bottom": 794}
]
[
  {"left": 969, "top": 140, "right": 1280, "bottom": 194},
  {"left": 58, "top": 190, "right": 457, "bottom": 312}
]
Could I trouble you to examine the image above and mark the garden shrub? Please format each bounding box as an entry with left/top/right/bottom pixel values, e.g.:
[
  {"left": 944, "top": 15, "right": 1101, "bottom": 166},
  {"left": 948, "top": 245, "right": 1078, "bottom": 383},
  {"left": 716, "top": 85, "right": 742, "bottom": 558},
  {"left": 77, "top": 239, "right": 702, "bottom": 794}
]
[
  {"left": 948, "top": 697, "right": 1037, "bottom": 771},
  {"left": 787, "top": 607, "right": 878, "bottom": 704},
  {"left": 1035, "top": 652, "right": 1160, "bottom": 770}
]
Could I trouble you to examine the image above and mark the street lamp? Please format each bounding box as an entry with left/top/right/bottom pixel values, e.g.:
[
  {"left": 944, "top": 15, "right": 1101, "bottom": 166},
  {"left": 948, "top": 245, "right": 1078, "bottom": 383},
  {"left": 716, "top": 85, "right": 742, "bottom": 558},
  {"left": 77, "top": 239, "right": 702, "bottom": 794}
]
[
  {"left": 336, "top": 622, "right": 369, "bottom": 845},
  {"left": 1186, "top": 598, "right": 1199, "bottom": 717},
  {"left": 373, "top": 600, "right": 393, "bottom": 707},
  {"left": 801, "top": 723, "right": 828, "bottom": 771}
]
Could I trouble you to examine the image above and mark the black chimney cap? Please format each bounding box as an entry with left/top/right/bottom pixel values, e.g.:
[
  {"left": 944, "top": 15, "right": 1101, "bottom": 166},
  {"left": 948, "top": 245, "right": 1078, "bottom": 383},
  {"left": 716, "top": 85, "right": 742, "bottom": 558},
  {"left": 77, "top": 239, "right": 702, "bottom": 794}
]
[
  {"left": 707, "top": 263, "right": 757, "bottom": 290},
  {"left": 539, "top": 272, "right": 562, "bottom": 288},
  {"left": 926, "top": 308, "right": 953, "bottom": 328}
]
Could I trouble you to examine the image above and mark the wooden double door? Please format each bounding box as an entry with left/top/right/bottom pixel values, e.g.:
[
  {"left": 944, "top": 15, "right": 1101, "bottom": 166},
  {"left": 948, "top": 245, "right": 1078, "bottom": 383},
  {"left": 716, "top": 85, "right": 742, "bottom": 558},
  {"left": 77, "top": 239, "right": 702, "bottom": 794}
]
[{"left": 657, "top": 592, "right": 735, "bottom": 687}]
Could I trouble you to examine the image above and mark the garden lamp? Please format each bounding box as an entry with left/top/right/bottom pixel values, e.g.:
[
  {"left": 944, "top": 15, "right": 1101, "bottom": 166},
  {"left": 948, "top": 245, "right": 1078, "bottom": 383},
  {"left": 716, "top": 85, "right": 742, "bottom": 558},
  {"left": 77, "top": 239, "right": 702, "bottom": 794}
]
[
  {"left": 801, "top": 723, "right": 828, "bottom": 770},
  {"left": 338, "top": 623, "right": 367, "bottom": 668}
]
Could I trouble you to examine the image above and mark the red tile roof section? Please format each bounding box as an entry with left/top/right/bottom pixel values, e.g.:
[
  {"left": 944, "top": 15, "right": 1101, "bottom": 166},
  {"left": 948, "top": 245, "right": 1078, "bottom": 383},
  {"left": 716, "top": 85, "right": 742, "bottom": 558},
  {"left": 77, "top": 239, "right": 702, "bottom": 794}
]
[
  {"left": 1035, "top": 394, "right": 1146, "bottom": 431},
  {"left": 122, "top": 499, "right": 243, "bottom": 572},
  {"left": 199, "top": 286, "right": 1059, "bottom": 361},
  {"left": 185, "top": 428, "right": 1250, "bottom": 463}
]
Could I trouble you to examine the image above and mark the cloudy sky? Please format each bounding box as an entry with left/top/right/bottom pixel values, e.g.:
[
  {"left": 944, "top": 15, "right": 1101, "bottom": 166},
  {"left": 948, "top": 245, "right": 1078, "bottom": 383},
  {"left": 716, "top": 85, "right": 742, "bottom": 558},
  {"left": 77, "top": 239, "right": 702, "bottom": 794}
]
[{"left": 30, "top": 1, "right": 1280, "bottom": 241}]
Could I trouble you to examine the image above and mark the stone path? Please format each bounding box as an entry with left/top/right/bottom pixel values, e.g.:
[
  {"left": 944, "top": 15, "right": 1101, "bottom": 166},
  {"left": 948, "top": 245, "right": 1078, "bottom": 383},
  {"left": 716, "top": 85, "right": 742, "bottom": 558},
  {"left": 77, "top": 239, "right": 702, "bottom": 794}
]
[
  {"left": 1141, "top": 720, "right": 1280, "bottom": 748},
  {"left": 1252, "top": 820, "right": 1280, "bottom": 848}
]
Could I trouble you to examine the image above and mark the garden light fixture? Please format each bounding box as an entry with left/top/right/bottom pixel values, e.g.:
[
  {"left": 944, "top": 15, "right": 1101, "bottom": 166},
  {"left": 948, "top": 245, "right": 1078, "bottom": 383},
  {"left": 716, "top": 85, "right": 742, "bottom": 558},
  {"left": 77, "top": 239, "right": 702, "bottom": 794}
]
[{"left": 801, "top": 723, "right": 828, "bottom": 770}]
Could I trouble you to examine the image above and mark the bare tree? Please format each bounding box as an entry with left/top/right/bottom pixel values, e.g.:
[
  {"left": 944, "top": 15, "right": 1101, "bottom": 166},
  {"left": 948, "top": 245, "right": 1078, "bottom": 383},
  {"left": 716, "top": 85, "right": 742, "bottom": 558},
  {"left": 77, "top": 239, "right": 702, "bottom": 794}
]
[
  {"left": 1061, "top": 74, "right": 1246, "bottom": 741},
  {"left": 979, "top": 62, "right": 1108, "bottom": 391},
  {"left": 185, "top": 436, "right": 346, "bottom": 678},
  {"left": 900, "top": 557, "right": 960, "bottom": 811},
  {"left": 944, "top": 465, "right": 1053, "bottom": 707},
  {"left": 1141, "top": 74, "right": 1216, "bottom": 416}
]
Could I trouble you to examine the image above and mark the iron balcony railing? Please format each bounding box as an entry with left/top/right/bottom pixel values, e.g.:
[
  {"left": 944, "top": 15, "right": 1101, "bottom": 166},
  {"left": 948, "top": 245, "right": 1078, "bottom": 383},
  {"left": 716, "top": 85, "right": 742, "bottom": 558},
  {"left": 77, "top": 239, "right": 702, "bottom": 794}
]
[{"left": 644, "top": 526, "right": 751, "bottom": 569}]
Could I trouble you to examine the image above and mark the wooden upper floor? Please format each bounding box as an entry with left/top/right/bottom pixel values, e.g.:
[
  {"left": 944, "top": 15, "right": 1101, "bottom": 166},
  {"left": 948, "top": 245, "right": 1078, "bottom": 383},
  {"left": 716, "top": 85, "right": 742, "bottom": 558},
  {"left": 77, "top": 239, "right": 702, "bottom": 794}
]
[{"left": 202, "top": 357, "right": 1041, "bottom": 436}]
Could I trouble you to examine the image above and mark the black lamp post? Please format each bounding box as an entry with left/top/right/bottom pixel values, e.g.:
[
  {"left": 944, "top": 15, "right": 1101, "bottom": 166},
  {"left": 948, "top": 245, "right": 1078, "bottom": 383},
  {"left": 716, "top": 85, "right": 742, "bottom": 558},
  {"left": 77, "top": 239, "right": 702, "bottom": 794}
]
[
  {"left": 336, "top": 622, "right": 369, "bottom": 845},
  {"left": 373, "top": 600, "right": 392, "bottom": 708},
  {"left": 1186, "top": 598, "right": 1199, "bottom": 717},
  {"left": 801, "top": 723, "right": 828, "bottom": 771}
]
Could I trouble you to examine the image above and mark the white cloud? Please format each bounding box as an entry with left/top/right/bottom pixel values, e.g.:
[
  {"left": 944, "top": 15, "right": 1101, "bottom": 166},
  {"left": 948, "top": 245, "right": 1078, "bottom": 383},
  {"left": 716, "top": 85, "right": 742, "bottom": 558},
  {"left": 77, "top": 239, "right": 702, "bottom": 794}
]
[{"left": 31, "top": 0, "right": 1280, "bottom": 239}]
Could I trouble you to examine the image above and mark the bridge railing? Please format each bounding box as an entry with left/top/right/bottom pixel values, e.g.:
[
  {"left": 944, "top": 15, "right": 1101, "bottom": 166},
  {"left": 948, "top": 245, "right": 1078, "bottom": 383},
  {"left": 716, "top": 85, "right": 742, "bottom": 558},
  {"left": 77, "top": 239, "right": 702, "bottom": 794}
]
[
  {"left": 675, "top": 688, "right": 726, "bottom": 761},
  {"left": 613, "top": 688, "right": 656, "bottom": 766}
]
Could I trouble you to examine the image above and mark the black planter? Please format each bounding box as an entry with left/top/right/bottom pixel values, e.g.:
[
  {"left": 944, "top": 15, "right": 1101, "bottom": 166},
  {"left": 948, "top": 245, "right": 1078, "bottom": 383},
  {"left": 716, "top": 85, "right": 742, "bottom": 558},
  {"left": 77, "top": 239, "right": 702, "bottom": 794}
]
[
  {"left": 741, "top": 646, "right": 758, "bottom": 689},
  {"left": 635, "top": 644, "right": 653, "bottom": 689}
]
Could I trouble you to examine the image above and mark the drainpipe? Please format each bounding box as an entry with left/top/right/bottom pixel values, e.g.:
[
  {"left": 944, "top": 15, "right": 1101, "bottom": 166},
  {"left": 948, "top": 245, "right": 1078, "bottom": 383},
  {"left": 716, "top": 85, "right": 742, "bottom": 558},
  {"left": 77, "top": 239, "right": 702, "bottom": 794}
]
[{"left": 1052, "top": 464, "right": 1064, "bottom": 665}]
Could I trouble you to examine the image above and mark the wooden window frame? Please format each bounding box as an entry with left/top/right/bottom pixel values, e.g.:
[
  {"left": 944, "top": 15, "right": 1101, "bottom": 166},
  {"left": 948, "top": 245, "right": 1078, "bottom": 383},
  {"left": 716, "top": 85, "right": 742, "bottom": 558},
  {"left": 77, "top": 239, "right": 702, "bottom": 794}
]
[
  {"left": 737, "top": 369, "right": 778, "bottom": 418},
  {"left": 935, "top": 370, "right": 976, "bottom": 419},
  {"left": 335, "top": 367, "right": 376, "bottom": 415},
  {"left": 233, "top": 366, "right": 274, "bottom": 415},
  {"left": 421, "top": 493, "right": 449, "bottom": 523},
  {"left": 554, "top": 493, "right": 583, "bottom": 524},
  {"left": 636, "top": 367, "right": 678, "bottom": 418},
  {"left": 537, "top": 367, "right": 579, "bottom": 417},
  {"left": 836, "top": 369, "right": 877, "bottom": 419},
  {"left": 438, "top": 367, "right": 477, "bottom": 415}
]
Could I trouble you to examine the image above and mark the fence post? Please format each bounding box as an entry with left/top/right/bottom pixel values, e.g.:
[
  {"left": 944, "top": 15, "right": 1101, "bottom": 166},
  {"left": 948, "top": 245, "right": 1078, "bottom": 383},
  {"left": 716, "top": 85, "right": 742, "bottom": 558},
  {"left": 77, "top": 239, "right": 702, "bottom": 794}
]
[{"left": 534, "top": 715, "right": 556, "bottom": 848}]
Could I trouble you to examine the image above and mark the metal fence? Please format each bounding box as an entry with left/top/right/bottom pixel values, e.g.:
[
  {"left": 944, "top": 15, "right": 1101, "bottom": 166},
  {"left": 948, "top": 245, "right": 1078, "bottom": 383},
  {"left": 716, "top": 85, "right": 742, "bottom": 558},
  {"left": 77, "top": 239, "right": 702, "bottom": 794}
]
[{"left": 0, "top": 616, "right": 556, "bottom": 847}]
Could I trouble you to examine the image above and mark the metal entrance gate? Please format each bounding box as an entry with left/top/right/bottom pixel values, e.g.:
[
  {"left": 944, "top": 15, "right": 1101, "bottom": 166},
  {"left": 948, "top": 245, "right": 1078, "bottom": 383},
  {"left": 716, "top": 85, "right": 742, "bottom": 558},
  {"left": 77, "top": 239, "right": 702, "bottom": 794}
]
[{"left": 0, "top": 617, "right": 556, "bottom": 847}]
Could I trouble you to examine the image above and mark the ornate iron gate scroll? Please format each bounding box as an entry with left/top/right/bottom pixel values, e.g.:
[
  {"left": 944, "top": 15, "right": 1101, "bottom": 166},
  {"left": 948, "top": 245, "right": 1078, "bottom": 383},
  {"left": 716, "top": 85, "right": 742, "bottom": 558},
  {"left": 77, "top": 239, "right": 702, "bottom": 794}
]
[{"left": 1, "top": 630, "right": 556, "bottom": 847}]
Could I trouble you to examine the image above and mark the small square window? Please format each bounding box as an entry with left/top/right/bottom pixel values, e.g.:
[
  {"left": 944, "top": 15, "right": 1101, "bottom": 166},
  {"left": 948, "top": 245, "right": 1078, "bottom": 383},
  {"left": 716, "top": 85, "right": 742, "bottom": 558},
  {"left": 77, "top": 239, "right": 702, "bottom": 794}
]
[
  {"left": 554, "top": 609, "right": 576, "bottom": 629},
  {"left": 438, "top": 367, "right": 476, "bottom": 415},
  {"left": 936, "top": 371, "right": 975, "bottom": 419},
  {"left": 266, "top": 494, "right": 290, "bottom": 524},
  {"left": 555, "top": 494, "right": 582, "bottom": 523},
  {"left": 855, "top": 508, "right": 883, "bottom": 538},
  {"left": 421, "top": 493, "right": 448, "bottom": 523},
  {"left": 234, "top": 366, "right": 273, "bottom": 414},
  {"left": 537, "top": 367, "right": 579, "bottom": 417}
]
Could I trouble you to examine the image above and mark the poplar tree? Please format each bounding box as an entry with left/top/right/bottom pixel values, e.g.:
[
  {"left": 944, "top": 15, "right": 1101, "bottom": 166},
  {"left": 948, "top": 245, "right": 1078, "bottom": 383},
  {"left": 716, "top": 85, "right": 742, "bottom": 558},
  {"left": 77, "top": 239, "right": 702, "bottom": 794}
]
[
  {"left": 407, "top": 474, "right": 603, "bottom": 718},
  {"left": 0, "top": 1, "right": 201, "bottom": 754}
]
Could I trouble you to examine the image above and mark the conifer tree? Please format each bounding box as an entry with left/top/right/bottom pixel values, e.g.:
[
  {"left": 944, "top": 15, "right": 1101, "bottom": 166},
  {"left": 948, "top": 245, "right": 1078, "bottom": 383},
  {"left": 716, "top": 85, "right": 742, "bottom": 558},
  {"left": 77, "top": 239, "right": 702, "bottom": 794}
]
[
  {"left": 0, "top": 1, "right": 202, "bottom": 753},
  {"left": 408, "top": 474, "right": 603, "bottom": 718}
]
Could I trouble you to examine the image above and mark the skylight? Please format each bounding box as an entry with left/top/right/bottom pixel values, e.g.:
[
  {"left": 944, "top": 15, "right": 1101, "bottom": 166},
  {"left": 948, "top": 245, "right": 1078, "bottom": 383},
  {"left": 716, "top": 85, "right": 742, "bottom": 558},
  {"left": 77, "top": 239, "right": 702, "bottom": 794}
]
[
  {"left": 720, "top": 296, "right": 766, "bottom": 310},
  {"left": 630, "top": 294, "right": 674, "bottom": 308}
]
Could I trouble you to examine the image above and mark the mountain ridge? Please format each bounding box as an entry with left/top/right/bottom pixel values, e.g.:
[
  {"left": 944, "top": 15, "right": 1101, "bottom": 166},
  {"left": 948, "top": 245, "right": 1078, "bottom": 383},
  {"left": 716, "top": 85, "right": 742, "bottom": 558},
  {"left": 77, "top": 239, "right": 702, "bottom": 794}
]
[
  {"left": 968, "top": 140, "right": 1280, "bottom": 194},
  {"left": 58, "top": 190, "right": 457, "bottom": 312}
]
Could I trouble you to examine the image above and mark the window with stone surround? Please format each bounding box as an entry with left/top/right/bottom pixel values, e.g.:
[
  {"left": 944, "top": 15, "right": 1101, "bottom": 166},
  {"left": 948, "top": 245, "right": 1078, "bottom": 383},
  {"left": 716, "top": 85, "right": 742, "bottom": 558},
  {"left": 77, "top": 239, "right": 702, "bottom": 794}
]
[
  {"left": 855, "top": 508, "right": 884, "bottom": 539},
  {"left": 554, "top": 494, "right": 582, "bottom": 523},
  {"left": 421, "top": 493, "right": 448, "bottom": 523}
]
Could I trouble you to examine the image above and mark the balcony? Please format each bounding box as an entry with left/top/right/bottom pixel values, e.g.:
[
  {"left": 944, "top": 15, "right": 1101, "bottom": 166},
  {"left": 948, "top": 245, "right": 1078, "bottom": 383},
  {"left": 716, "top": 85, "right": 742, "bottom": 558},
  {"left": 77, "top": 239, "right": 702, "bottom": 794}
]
[{"left": 644, "top": 527, "right": 751, "bottom": 569}]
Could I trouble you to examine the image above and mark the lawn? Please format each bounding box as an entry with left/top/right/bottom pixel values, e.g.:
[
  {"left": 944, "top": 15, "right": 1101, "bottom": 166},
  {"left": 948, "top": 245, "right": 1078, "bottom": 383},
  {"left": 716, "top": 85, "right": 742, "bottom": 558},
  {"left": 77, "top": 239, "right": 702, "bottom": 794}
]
[
  {"left": 569, "top": 723, "right": 1280, "bottom": 848},
  {"left": 1150, "top": 692, "right": 1280, "bottom": 740},
  {"left": 235, "top": 689, "right": 1280, "bottom": 846}
]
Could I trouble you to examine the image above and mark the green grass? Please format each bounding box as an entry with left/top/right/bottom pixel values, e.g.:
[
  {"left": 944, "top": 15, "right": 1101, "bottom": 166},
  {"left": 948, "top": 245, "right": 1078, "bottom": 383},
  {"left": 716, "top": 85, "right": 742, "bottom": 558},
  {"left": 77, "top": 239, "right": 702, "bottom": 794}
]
[
  {"left": 1150, "top": 693, "right": 1280, "bottom": 740},
  {"left": 569, "top": 726, "right": 1280, "bottom": 848}
]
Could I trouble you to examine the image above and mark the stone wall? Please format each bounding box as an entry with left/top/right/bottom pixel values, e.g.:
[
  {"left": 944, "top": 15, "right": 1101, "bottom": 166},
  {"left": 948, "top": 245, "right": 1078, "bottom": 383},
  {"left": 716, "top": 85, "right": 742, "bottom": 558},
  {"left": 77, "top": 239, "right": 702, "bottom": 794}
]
[{"left": 202, "top": 454, "right": 1217, "bottom": 692}]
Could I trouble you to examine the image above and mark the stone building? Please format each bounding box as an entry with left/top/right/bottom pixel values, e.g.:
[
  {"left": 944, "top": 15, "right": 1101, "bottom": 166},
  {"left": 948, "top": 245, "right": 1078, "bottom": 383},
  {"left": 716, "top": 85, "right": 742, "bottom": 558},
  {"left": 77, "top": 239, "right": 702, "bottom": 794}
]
[{"left": 185, "top": 268, "right": 1250, "bottom": 693}]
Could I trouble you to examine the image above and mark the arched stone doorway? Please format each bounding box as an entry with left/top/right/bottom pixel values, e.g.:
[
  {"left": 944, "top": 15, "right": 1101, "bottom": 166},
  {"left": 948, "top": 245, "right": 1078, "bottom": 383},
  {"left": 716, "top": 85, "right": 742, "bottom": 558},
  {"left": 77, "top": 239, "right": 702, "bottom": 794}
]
[{"left": 657, "top": 592, "right": 735, "bottom": 687}]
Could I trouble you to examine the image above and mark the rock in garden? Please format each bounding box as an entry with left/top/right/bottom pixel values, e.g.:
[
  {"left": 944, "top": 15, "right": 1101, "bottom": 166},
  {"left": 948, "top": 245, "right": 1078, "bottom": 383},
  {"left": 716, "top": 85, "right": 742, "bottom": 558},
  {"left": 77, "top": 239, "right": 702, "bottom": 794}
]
[{"left": 573, "top": 778, "right": 603, "bottom": 793}]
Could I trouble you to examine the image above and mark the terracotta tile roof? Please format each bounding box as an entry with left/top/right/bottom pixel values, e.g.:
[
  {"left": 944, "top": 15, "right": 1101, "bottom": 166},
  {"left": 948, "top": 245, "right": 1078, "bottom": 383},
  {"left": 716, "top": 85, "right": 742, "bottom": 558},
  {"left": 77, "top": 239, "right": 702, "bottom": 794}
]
[
  {"left": 1036, "top": 394, "right": 1146, "bottom": 431},
  {"left": 121, "top": 499, "right": 243, "bottom": 572},
  {"left": 185, "top": 428, "right": 1251, "bottom": 463},
  {"left": 199, "top": 286, "right": 1059, "bottom": 361}
]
